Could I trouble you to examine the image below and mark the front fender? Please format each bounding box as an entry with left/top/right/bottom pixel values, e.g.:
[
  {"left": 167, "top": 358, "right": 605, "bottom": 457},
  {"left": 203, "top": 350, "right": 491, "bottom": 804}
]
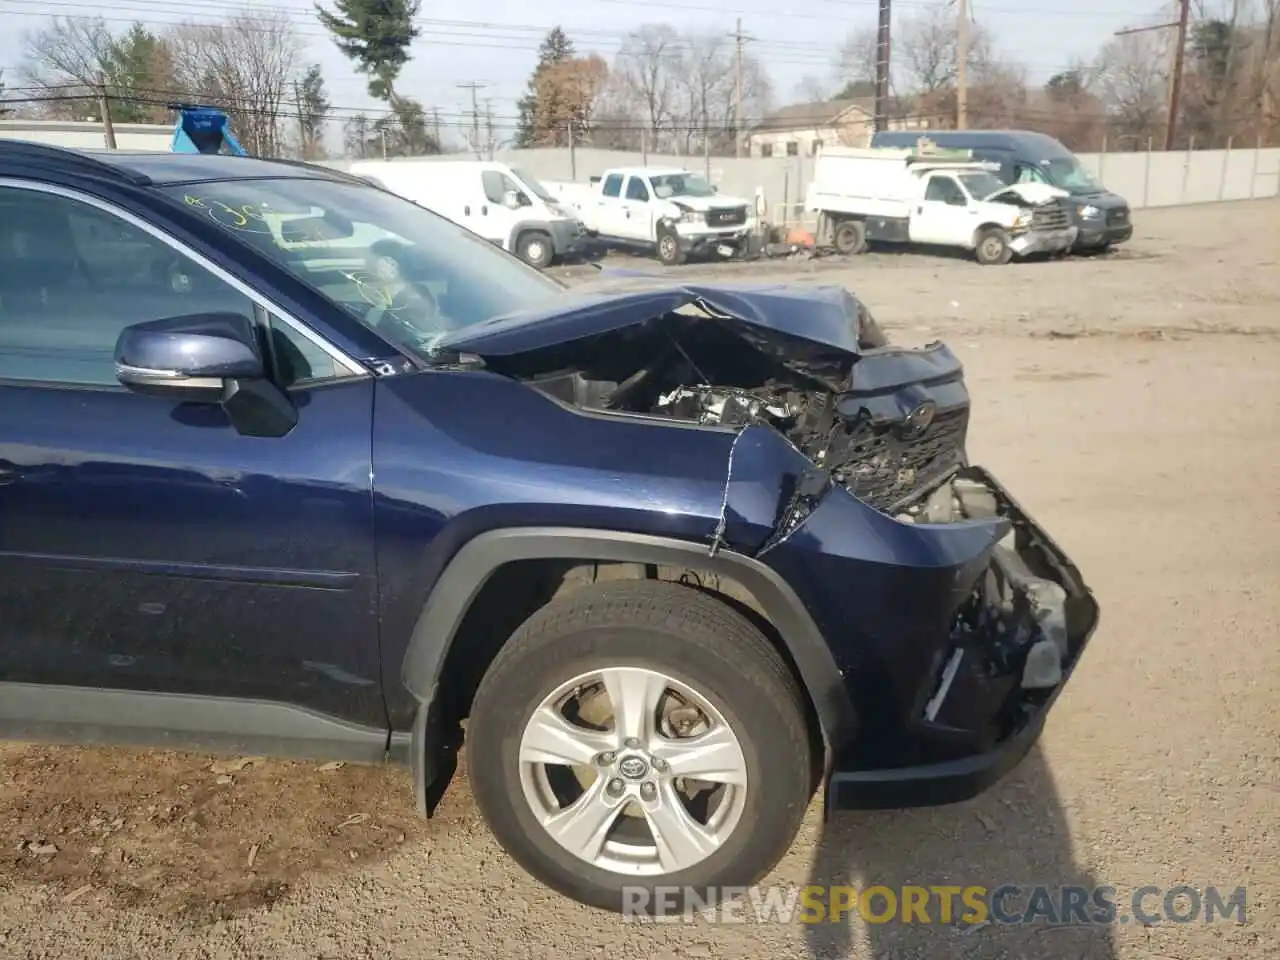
[{"left": 400, "top": 527, "right": 855, "bottom": 743}]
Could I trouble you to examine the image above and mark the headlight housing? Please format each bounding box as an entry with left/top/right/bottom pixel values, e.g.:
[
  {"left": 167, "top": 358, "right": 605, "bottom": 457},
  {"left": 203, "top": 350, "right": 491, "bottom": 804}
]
[
  {"left": 678, "top": 208, "right": 705, "bottom": 224},
  {"left": 1080, "top": 205, "right": 1102, "bottom": 219},
  {"left": 1014, "top": 212, "right": 1033, "bottom": 229}
]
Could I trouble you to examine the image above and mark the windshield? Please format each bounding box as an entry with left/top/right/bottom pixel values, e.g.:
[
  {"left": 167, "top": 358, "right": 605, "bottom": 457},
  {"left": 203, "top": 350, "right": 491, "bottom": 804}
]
[
  {"left": 1042, "top": 156, "right": 1101, "bottom": 194},
  {"left": 650, "top": 173, "right": 716, "bottom": 199},
  {"left": 511, "top": 167, "right": 555, "bottom": 202},
  {"left": 164, "top": 178, "right": 567, "bottom": 358},
  {"left": 959, "top": 172, "right": 1006, "bottom": 199}
]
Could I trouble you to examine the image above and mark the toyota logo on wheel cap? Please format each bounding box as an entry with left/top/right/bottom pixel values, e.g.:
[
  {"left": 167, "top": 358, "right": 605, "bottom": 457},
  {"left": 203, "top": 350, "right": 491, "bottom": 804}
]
[{"left": 618, "top": 756, "right": 650, "bottom": 780}]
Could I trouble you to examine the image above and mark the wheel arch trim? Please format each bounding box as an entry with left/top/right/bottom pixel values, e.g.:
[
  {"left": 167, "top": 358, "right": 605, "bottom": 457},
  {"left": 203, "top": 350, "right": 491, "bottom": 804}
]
[{"left": 401, "top": 526, "right": 856, "bottom": 749}]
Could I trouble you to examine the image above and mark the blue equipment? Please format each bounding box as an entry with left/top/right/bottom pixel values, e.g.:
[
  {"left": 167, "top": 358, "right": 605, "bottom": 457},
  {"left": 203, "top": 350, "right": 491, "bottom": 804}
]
[{"left": 170, "top": 104, "right": 247, "bottom": 156}]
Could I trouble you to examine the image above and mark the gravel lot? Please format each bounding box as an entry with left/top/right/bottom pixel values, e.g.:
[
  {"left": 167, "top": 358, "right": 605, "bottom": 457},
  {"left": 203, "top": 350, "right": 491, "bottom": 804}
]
[{"left": 2, "top": 200, "right": 1277, "bottom": 959}]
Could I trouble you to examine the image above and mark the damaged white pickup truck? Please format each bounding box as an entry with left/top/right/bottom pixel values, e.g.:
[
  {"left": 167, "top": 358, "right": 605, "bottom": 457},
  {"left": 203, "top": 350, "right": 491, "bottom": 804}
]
[{"left": 806, "top": 144, "right": 1079, "bottom": 264}]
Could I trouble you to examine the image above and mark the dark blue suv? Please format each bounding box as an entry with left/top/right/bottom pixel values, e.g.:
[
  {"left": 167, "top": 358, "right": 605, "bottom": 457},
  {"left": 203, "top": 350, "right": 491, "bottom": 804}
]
[{"left": 0, "top": 143, "right": 1099, "bottom": 912}]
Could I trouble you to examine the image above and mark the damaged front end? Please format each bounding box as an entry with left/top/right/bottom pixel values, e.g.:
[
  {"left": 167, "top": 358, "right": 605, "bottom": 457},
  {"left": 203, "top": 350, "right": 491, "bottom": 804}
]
[{"left": 437, "top": 281, "right": 1100, "bottom": 810}]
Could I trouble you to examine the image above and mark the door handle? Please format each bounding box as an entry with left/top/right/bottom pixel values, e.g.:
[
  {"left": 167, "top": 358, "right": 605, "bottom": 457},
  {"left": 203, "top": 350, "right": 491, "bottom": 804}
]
[
  {"left": 917, "top": 205, "right": 923, "bottom": 215},
  {"left": 481, "top": 205, "right": 488, "bottom": 215},
  {"left": 464, "top": 205, "right": 471, "bottom": 215}
]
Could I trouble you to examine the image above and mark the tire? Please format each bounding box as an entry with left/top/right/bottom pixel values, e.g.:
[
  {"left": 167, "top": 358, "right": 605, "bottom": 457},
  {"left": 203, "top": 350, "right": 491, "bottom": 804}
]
[
  {"left": 516, "top": 231, "right": 554, "bottom": 270},
  {"left": 974, "top": 227, "right": 1013, "bottom": 265},
  {"left": 833, "top": 219, "right": 867, "bottom": 255},
  {"left": 656, "top": 227, "right": 686, "bottom": 266},
  {"left": 468, "top": 579, "right": 813, "bottom": 914}
]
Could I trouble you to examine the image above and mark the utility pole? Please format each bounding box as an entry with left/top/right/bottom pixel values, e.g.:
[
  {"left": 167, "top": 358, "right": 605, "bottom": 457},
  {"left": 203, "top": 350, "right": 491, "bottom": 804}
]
[
  {"left": 457, "top": 80, "right": 486, "bottom": 158},
  {"left": 729, "top": 18, "right": 755, "bottom": 157},
  {"left": 482, "top": 97, "right": 494, "bottom": 159},
  {"left": 1115, "top": 2, "right": 1190, "bottom": 151},
  {"left": 873, "top": 0, "right": 892, "bottom": 133},
  {"left": 430, "top": 108, "right": 442, "bottom": 151},
  {"left": 293, "top": 79, "right": 307, "bottom": 158},
  {"left": 955, "top": 0, "right": 969, "bottom": 130},
  {"left": 96, "top": 73, "right": 117, "bottom": 150},
  {"left": 1167, "top": 0, "right": 1191, "bottom": 151}
]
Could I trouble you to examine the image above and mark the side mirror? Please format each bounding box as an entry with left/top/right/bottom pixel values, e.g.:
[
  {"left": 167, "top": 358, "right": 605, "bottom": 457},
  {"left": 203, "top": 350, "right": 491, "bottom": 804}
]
[
  {"left": 502, "top": 190, "right": 523, "bottom": 210},
  {"left": 114, "top": 312, "right": 297, "bottom": 437}
]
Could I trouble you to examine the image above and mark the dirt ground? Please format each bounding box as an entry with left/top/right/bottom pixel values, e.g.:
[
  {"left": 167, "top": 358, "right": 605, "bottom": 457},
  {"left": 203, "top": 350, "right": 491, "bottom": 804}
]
[{"left": 2, "top": 200, "right": 1278, "bottom": 959}]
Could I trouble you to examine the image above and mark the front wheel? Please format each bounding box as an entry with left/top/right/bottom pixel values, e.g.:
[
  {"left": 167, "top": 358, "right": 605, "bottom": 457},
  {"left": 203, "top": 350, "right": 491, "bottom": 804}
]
[
  {"left": 516, "top": 231, "right": 554, "bottom": 270},
  {"left": 975, "top": 227, "right": 1013, "bottom": 265},
  {"left": 656, "top": 227, "right": 686, "bottom": 266},
  {"left": 467, "top": 580, "right": 813, "bottom": 913}
]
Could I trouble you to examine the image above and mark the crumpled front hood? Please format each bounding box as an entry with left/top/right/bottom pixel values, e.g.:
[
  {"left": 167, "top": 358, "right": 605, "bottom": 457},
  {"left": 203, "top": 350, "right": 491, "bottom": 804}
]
[
  {"left": 985, "top": 182, "right": 1070, "bottom": 205},
  {"left": 434, "top": 280, "right": 870, "bottom": 359}
]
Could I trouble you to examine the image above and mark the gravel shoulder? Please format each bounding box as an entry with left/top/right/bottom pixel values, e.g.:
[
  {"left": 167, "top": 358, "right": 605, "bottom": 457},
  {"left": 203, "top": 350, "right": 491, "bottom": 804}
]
[{"left": 3, "top": 200, "right": 1278, "bottom": 959}]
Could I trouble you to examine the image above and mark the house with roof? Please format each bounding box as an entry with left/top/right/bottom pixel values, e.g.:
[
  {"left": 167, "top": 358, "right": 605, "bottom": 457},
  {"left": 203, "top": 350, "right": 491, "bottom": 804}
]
[{"left": 747, "top": 88, "right": 932, "bottom": 158}]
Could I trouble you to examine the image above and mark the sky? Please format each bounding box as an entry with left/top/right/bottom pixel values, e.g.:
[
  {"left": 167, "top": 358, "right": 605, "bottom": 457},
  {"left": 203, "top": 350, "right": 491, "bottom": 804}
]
[{"left": 0, "top": 0, "right": 1175, "bottom": 148}]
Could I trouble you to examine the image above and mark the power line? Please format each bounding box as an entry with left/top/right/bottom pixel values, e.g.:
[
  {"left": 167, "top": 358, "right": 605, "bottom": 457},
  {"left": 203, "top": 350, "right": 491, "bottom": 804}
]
[
  {"left": 1, "top": 0, "right": 1151, "bottom": 70},
  {"left": 8, "top": 88, "right": 1270, "bottom": 136}
]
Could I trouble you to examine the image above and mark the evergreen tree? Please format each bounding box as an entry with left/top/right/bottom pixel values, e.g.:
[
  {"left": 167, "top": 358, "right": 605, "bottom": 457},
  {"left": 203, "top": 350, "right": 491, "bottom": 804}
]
[
  {"left": 102, "top": 23, "right": 171, "bottom": 123},
  {"left": 295, "top": 64, "right": 331, "bottom": 158},
  {"left": 516, "top": 27, "right": 575, "bottom": 147},
  {"left": 315, "top": 0, "right": 420, "bottom": 105}
]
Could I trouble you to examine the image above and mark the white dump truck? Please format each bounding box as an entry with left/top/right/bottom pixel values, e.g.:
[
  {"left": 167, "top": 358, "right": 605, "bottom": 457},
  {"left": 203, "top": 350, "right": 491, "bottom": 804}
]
[
  {"left": 804, "top": 144, "right": 1078, "bottom": 264},
  {"left": 546, "top": 166, "right": 756, "bottom": 266}
]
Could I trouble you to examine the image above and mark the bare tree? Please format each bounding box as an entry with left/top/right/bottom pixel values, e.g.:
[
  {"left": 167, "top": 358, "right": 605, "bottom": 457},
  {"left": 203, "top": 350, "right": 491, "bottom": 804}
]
[
  {"left": 22, "top": 18, "right": 178, "bottom": 122},
  {"left": 1093, "top": 28, "right": 1170, "bottom": 144},
  {"left": 793, "top": 75, "right": 831, "bottom": 103},
  {"left": 895, "top": 3, "right": 997, "bottom": 95},
  {"left": 708, "top": 52, "right": 773, "bottom": 149},
  {"left": 21, "top": 17, "right": 113, "bottom": 93},
  {"left": 837, "top": 25, "right": 881, "bottom": 91},
  {"left": 614, "top": 24, "right": 681, "bottom": 149},
  {"left": 673, "top": 33, "right": 733, "bottom": 152},
  {"left": 166, "top": 10, "right": 300, "bottom": 156}
]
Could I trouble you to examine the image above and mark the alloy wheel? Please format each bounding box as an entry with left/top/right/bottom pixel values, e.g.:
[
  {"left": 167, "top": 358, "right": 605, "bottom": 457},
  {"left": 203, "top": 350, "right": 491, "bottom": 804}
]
[{"left": 517, "top": 666, "right": 748, "bottom": 876}]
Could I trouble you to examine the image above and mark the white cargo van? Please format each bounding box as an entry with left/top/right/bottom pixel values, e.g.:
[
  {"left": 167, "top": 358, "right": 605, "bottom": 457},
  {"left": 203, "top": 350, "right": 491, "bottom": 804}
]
[
  {"left": 805, "top": 145, "right": 1078, "bottom": 264},
  {"left": 347, "top": 159, "right": 586, "bottom": 269}
]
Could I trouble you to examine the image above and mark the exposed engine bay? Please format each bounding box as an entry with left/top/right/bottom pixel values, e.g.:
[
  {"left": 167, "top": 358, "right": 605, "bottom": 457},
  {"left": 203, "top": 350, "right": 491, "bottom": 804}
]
[{"left": 475, "top": 296, "right": 970, "bottom": 515}]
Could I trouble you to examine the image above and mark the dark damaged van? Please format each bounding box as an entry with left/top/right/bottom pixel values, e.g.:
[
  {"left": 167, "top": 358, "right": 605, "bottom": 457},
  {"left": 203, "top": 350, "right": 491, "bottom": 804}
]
[{"left": 871, "top": 129, "right": 1133, "bottom": 252}]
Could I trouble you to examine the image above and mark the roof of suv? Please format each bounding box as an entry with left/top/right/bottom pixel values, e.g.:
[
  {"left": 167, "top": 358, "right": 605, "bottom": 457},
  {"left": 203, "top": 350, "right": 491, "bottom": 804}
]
[{"left": 0, "top": 140, "right": 350, "bottom": 186}]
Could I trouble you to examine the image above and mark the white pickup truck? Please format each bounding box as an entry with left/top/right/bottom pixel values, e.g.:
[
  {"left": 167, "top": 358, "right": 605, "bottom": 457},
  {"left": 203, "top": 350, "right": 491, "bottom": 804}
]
[
  {"left": 805, "top": 145, "right": 1078, "bottom": 264},
  {"left": 547, "top": 167, "right": 756, "bottom": 266}
]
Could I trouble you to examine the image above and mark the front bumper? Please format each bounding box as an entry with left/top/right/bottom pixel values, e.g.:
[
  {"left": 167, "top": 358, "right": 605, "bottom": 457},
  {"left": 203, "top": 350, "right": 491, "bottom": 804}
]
[
  {"left": 821, "top": 467, "right": 1100, "bottom": 812},
  {"left": 549, "top": 219, "right": 588, "bottom": 258},
  {"left": 675, "top": 222, "right": 753, "bottom": 257},
  {"left": 1010, "top": 226, "right": 1079, "bottom": 257},
  {"left": 1075, "top": 220, "right": 1133, "bottom": 249}
]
